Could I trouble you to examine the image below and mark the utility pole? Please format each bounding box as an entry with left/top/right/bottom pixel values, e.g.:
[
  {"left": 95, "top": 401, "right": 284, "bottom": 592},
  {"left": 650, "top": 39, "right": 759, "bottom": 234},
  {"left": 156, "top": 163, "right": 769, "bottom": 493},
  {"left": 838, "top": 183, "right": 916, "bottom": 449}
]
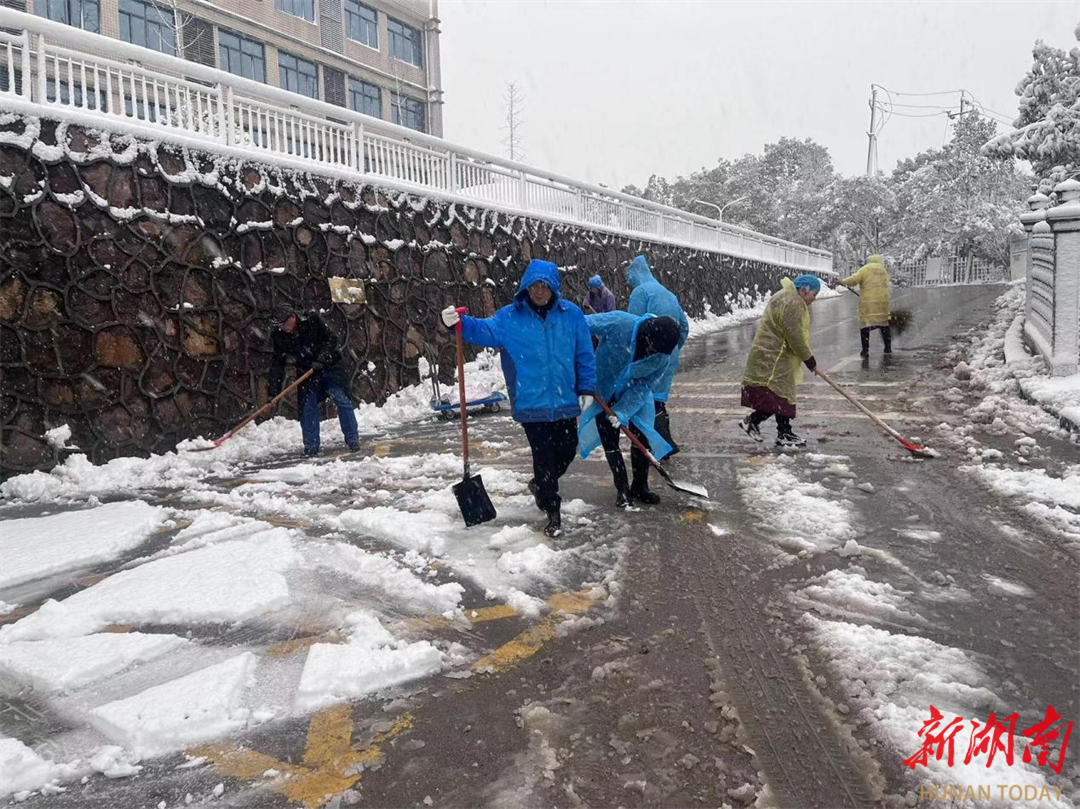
[{"left": 866, "top": 86, "right": 878, "bottom": 177}]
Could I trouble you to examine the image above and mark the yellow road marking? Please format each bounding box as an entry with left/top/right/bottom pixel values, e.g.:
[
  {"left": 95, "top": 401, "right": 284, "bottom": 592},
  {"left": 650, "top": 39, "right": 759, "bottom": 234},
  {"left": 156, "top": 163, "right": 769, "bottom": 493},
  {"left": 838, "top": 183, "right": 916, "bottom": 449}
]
[
  {"left": 191, "top": 709, "right": 415, "bottom": 808},
  {"left": 264, "top": 634, "right": 344, "bottom": 658},
  {"left": 472, "top": 590, "right": 595, "bottom": 674},
  {"left": 408, "top": 603, "right": 521, "bottom": 631},
  {"left": 195, "top": 589, "right": 595, "bottom": 804}
]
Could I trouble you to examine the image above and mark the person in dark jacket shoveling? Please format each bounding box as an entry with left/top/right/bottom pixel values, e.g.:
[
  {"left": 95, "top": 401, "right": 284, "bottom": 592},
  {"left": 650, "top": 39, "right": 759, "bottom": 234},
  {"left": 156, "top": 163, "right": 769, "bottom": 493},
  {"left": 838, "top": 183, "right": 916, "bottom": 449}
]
[
  {"left": 441, "top": 260, "right": 597, "bottom": 538},
  {"left": 626, "top": 255, "right": 689, "bottom": 456},
  {"left": 578, "top": 312, "right": 680, "bottom": 508},
  {"left": 268, "top": 307, "right": 359, "bottom": 458}
]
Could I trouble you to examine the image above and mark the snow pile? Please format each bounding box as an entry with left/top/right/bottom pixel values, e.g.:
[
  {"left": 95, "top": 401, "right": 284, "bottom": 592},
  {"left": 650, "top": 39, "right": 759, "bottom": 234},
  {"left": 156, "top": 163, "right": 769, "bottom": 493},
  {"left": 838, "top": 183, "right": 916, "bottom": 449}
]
[
  {"left": 311, "top": 542, "right": 464, "bottom": 614},
  {"left": 338, "top": 506, "right": 455, "bottom": 557},
  {"left": 807, "top": 616, "right": 1065, "bottom": 804},
  {"left": 497, "top": 542, "right": 564, "bottom": 576},
  {"left": 792, "top": 568, "right": 921, "bottom": 626},
  {"left": 738, "top": 460, "right": 856, "bottom": 556},
  {"left": 0, "top": 501, "right": 170, "bottom": 588},
  {"left": 43, "top": 424, "right": 74, "bottom": 450},
  {"left": 294, "top": 610, "right": 442, "bottom": 710},
  {"left": 688, "top": 288, "right": 769, "bottom": 339},
  {"left": 0, "top": 632, "right": 189, "bottom": 692},
  {"left": 0, "top": 737, "right": 74, "bottom": 799},
  {"left": 0, "top": 352, "right": 505, "bottom": 505},
  {"left": 0, "top": 531, "right": 299, "bottom": 643},
  {"left": 91, "top": 653, "right": 257, "bottom": 758},
  {"left": 962, "top": 464, "right": 1080, "bottom": 544},
  {"left": 945, "top": 284, "right": 1068, "bottom": 437}
]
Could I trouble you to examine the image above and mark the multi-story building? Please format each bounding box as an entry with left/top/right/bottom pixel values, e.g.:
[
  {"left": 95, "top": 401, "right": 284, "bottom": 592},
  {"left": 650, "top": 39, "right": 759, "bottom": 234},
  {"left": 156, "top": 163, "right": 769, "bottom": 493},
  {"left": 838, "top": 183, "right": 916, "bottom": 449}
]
[{"left": 13, "top": 0, "right": 443, "bottom": 136}]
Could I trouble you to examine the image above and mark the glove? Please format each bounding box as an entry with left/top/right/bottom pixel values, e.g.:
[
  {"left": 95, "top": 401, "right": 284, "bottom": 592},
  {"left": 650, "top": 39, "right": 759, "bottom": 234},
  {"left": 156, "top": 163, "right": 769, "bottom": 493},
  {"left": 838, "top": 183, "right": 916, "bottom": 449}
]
[
  {"left": 804, "top": 356, "right": 817, "bottom": 372},
  {"left": 607, "top": 413, "right": 621, "bottom": 429},
  {"left": 310, "top": 359, "right": 325, "bottom": 372},
  {"left": 441, "top": 306, "right": 460, "bottom": 328},
  {"left": 578, "top": 393, "right": 593, "bottom": 413}
]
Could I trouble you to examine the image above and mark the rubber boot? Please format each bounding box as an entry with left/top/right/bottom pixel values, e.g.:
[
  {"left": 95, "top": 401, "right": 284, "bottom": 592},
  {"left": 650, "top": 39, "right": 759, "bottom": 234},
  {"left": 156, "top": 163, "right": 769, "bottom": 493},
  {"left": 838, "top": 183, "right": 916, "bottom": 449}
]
[
  {"left": 859, "top": 328, "right": 870, "bottom": 357},
  {"left": 882, "top": 326, "right": 893, "bottom": 354},
  {"left": 544, "top": 507, "right": 562, "bottom": 538},
  {"left": 654, "top": 401, "right": 679, "bottom": 457},
  {"left": 629, "top": 450, "right": 660, "bottom": 504}
]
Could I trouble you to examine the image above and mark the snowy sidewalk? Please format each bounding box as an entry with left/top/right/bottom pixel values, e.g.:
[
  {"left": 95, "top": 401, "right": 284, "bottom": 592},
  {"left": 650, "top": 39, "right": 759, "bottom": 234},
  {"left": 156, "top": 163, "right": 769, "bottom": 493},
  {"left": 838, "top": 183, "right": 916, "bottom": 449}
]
[{"left": 0, "top": 396, "right": 625, "bottom": 802}]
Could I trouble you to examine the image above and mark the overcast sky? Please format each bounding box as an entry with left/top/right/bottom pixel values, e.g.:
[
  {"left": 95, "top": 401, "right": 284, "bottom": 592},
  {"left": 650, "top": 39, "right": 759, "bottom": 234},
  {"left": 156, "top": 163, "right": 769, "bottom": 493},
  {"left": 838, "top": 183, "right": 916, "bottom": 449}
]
[{"left": 438, "top": 0, "right": 1077, "bottom": 190}]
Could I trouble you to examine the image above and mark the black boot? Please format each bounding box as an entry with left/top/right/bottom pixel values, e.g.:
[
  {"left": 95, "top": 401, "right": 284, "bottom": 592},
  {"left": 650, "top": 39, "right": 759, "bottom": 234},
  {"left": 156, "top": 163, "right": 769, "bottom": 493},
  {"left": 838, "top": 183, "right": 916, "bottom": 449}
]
[
  {"left": 654, "top": 402, "right": 679, "bottom": 457},
  {"left": 882, "top": 326, "right": 893, "bottom": 354},
  {"left": 629, "top": 478, "right": 661, "bottom": 505},
  {"left": 859, "top": 328, "right": 870, "bottom": 357},
  {"left": 615, "top": 490, "right": 638, "bottom": 511},
  {"left": 544, "top": 507, "right": 562, "bottom": 538},
  {"left": 526, "top": 479, "right": 543, "bottom": 511}
]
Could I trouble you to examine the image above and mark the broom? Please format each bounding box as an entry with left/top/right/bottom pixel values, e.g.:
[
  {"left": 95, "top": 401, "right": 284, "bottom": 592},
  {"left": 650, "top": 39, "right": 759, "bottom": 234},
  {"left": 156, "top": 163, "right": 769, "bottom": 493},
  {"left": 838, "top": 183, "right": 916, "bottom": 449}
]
[{"left": 840, "top": 287, "right": 913, "bottom": 335}]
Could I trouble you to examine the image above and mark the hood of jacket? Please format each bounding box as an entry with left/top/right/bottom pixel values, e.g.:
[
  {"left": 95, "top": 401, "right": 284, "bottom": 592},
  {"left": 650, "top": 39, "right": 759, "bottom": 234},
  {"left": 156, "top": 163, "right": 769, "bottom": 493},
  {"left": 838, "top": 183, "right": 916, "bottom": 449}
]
[
  {"left": 865, "top": 254, "right": 884, "bottom": 265},
  {"left": 513, "top": 260, "right": 562, "bottom": 306},
  {"left": 626, "top": 255, "right": 654, "bottom": 289}
]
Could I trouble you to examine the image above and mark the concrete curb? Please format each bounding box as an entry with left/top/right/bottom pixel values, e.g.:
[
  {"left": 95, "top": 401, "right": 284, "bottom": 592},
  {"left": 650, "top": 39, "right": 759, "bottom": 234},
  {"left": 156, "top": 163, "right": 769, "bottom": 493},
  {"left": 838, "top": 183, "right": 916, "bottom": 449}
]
[{"left": 1003, "top": 313, "right": 1080, "bottom": 434}]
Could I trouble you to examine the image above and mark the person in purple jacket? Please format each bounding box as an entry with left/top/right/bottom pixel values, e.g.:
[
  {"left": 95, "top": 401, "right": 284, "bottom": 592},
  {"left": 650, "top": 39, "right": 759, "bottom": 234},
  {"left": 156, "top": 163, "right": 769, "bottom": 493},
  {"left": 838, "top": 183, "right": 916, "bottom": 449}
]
[{"left": 582, "top": 275, "right": 617, "bottom": 314}]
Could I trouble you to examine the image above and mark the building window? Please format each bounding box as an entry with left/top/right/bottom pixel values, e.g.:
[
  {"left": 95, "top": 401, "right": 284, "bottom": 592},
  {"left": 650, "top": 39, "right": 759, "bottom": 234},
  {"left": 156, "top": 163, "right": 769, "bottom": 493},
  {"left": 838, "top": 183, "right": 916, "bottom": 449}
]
[
  {"left": 279, "top": 51, "right": 318, "bottom": 99},
  {"left": 119, "top": 0, "right": 176, "bottom": 56},
  {"left": 348, "top": 77, "right": 380, "bottom": 118},
  {"left": 387, "top": 17, "right": 422, "bottom": 68},
  {"left": 35, "top": 0, "right": 99, "bottom": 33},
  {"left": 46, "top": 78, "right": 107, "bottom": 110},
  {"left": 344, "top": 0, "right": 377, "bottom": 49},
  {"left": 392, "top": 93, "right": 425, "bottom": 133},
  {"left": 275, "top": 0, "right": 314, "bottom": 23},
  {"left": 218, "top": 29, "right": 265, "bottom": 83}
]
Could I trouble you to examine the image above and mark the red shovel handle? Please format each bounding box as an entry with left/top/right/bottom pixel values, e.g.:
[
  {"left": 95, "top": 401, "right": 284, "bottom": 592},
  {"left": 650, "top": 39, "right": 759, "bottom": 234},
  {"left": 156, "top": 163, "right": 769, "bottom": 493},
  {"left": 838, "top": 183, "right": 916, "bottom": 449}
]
[
  {"left": 454, "top": 307, "right": 470, "bottom": 475},
  {"left": 591, "top": 394, "right": 659, "bottom": 467}
]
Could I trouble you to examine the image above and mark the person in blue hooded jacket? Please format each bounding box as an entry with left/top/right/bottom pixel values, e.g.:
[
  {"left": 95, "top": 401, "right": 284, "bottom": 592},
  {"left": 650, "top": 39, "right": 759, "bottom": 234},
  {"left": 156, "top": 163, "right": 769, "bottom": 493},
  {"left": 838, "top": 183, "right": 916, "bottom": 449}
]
[
  {"left": 625, "top": 255, "right": 690, "bottom": 457},
  {"left": 441, "top": 260, "right": 596, "bottom": 538},
  {"left": 578, "top": 312, "right": 680, "bottom": 508}
]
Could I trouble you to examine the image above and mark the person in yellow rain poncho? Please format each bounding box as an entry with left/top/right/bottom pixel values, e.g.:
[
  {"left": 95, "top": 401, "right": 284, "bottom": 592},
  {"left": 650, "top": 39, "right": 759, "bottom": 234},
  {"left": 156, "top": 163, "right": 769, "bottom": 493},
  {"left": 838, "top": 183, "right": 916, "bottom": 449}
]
[
  {"left": 739, "top": 275, "right": 821, "bottom": 448},
  {"left": 837, "top": 254, "right": 892, "bottom": 356}
]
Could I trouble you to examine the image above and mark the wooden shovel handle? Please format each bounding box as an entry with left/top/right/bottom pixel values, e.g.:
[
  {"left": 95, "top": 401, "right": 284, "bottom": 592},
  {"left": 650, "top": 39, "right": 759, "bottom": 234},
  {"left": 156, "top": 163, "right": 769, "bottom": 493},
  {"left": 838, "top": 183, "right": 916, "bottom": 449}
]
[
  {"left": 214, "top": 368, "right": 314, "bottom": 447},
  {"left": 815, "top": 369, "right": 907, "bottom": 443},
  {"left": 591, "top": 395, "right": 674, "bottom": 486},
  {"left": 454, "top": 307, "right": 469, "bottom": 476}
]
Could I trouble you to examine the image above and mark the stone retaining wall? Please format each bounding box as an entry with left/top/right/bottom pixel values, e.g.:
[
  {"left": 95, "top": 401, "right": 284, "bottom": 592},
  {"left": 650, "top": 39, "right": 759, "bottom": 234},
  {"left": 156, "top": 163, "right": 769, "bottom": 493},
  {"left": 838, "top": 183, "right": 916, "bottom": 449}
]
[{"left": 0, "top": 115, "right": 812, "bottom": 475}]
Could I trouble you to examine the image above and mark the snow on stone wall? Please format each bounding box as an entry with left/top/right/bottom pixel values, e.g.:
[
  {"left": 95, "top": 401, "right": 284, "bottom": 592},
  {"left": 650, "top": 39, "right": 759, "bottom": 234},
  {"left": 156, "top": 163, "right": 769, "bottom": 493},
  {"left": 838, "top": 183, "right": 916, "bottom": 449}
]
[{"left": 0, "top": 114, "right": 800, "bottom": 475}]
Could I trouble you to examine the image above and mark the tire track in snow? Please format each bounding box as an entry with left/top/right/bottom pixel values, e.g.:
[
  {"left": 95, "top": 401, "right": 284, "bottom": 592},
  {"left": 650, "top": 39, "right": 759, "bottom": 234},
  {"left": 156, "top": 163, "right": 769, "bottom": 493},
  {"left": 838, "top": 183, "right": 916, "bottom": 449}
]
[{"left": 663, "top": 455, "right": 880, "bottom": 809}]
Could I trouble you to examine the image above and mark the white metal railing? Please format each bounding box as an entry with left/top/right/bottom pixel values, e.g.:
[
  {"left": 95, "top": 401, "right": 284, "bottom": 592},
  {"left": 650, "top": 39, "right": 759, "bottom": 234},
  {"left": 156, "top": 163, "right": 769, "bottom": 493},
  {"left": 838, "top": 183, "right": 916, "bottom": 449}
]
[
  {"left": 896, "top": 256, "right": 1008, "bottom": 287},
  {"left": 0, "top": 8, "right": 833, "bottom": 273}
]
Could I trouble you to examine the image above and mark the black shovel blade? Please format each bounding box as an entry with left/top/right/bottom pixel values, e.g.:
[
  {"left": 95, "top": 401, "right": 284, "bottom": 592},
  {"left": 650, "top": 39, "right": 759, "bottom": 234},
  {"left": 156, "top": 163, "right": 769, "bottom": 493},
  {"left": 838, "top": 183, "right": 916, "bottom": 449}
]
[{"left": 453, "top": 473, "right": 497, "bottom": 527}]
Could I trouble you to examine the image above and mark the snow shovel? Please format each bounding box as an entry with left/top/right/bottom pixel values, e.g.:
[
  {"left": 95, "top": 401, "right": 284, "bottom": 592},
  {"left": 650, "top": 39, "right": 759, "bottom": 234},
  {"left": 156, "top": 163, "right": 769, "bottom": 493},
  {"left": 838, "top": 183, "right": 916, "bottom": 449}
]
[
  {"left": 815, "top": 369, "right": 936, "bottom": 459},
  {"left": 593, "top": 395, "right": 709, "bottom": 499},
  {"left": 190, "top": 369, "right": 314, "bottom": 452},
  {"left": 841, "top": 287, "right": 913, "bottom": 334},
  {"left": 451, "top": 308, "right": 497, "bottom": 527}
]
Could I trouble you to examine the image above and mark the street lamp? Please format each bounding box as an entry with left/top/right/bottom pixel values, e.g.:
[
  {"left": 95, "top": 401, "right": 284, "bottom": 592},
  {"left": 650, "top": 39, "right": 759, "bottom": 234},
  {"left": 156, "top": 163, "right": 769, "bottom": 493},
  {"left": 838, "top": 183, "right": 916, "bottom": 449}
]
[{"left": 694, "top": 196, "right": 748, "bottom": 222}]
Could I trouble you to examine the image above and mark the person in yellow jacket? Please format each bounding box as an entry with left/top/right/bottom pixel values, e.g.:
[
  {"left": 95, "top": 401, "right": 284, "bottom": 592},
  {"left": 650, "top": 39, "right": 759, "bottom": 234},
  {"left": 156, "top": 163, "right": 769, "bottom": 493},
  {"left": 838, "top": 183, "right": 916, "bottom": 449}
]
[
  {"left": 739, "top": 275, "right": 821, "bottom": 448},
  {"left": 837, "top": 254, "right": 892, "bottom": 356}
]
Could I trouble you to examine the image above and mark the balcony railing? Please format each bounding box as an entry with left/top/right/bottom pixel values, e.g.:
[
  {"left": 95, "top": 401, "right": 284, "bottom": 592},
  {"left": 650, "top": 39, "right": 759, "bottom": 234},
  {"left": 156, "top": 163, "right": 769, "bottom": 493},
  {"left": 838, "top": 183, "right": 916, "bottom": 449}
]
[{"left": 0, "top": 8, "right": 833, "bottom": 273}]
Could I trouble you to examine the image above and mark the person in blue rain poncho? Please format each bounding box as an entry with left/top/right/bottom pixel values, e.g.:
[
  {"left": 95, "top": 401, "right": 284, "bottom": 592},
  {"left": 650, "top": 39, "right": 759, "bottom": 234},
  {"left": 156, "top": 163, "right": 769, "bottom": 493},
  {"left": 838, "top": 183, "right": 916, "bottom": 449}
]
[
  {"left": 441, "top": 260, "right": 596, "bottom": 538},
  {"left": 626, "top": 255, "right": 690, "bottom": 457},
  {"left": 578, "top": 312, "right": 681, "bottom": 508}
]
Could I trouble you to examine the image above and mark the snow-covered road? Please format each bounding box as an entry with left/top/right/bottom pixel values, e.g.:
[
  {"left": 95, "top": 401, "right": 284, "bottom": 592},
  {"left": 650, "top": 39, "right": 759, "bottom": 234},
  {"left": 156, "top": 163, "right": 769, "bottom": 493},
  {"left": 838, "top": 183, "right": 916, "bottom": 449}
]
[{"left": 1, "top": 284, "right": 1077, "bottom": 808}]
